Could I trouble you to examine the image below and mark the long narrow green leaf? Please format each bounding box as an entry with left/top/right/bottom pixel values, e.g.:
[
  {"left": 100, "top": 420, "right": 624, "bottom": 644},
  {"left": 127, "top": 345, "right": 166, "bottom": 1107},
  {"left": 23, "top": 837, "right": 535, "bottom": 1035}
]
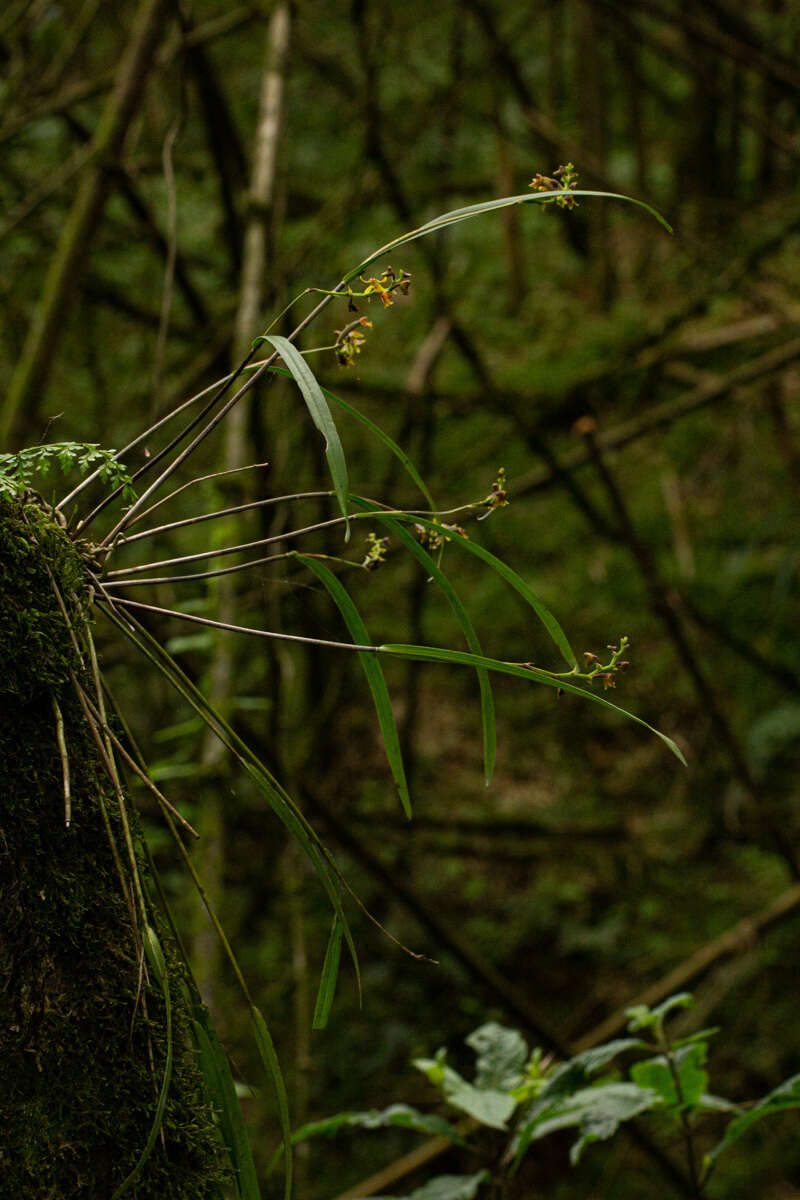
[
  {"left": 254, "top": 335, "right": 350, "bottom": 537},
  {"left": 268, "top": 367, "right": 435, "bottom": 511},
  {"left": 379, "top": 643, "right": 686, "bottom": 765},
  {"left": 101, "top": 604, "right": 361, "bottom": 996},
  {"left": 350, "top": 501, "right": 496, "bottom": 786},
  {"left": 345, "top": 190, "right": 672, "bottom": 283},
  {"left": 297, "top": 553, "right": 411, "bottom": 817},
  {"left": 191, "top": 1001, "right": 262, "bottom": 1200},
  {"left": 362, "top": 507, "right": 577, "bottom": 671},
  {"left": 251, "top": 1004, "right": 292, "bottom": 1200},
  {"left": 111, "top": 926, "right": 173, "bottom": 1199},
  {"left": 313, "top": 915, "right": 344, "bottom": 1030}
]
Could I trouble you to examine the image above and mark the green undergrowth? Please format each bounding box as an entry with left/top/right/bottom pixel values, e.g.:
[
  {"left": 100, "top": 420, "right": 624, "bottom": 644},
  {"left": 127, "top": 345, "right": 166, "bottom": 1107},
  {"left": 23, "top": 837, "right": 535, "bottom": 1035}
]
[{"left": 0, "top": 496, "right": 230, "bottom": 1198}]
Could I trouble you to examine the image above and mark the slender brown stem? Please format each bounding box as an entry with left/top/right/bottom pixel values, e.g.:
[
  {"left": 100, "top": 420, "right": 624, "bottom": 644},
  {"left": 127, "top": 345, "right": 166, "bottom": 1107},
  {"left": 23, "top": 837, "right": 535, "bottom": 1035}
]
[
  {"left": 101, "top": 552, "right": 291, "bottom": 588},
  {"left": 104, "top": 513, "right": 350, "bottom": 576},
  {"left": 117, "top": 490, "right": 331, "bottom": 545},
  {"left": 95, "top": 285, "right": 346, "bottom": 547},
  {"left": 76, "top": 682, "right": 199, "bottom": 839},
  {"left": 124, "top": 461, "right": 271, "bottom": 529},
  {"left": 57, "top": 376, "right": 243, "bottom": 514},
  {"left": 101, "top": 595, "right": 377, "bottom": 653},
  {"left": 659, "top": 1024, "right": 703, "bottom": 1197}
]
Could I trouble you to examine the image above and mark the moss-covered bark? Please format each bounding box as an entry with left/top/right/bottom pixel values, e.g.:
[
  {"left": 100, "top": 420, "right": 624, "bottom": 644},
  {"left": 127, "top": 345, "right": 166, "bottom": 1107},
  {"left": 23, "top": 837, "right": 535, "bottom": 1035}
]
[{"left": 0, "top": 497, "right": 230, "bottom": 1198}]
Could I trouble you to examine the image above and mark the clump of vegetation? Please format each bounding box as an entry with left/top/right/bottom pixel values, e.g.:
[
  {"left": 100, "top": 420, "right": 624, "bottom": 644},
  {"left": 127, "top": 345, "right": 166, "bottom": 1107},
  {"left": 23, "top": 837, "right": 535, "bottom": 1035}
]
[{"left": 283, "top": 993, "right": 800, "bottom": 1199}]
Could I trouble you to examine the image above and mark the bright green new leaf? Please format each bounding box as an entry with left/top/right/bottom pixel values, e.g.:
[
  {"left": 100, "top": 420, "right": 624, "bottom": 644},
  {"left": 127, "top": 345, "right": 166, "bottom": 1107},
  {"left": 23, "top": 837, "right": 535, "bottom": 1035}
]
[{"left": 627, "top": 992, "right": 694, "bottom": 1032}]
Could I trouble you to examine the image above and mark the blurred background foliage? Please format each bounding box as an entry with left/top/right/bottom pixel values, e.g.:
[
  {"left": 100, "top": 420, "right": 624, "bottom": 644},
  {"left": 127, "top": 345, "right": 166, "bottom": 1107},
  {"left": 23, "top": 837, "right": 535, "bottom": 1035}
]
[{"left": 3, "top": 0, "right": 800, "bottom": 1196}]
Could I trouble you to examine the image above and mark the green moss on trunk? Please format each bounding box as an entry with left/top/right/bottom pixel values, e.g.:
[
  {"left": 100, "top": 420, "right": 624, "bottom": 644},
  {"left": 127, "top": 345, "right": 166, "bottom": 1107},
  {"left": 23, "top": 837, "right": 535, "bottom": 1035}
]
[{"left": 0, "top": 497, "right": 230, "bottom": 1198}]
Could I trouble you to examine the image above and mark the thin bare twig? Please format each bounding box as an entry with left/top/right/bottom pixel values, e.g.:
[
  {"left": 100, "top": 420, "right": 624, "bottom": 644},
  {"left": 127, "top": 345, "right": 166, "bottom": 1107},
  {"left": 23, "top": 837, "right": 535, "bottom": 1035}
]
[
  {"left": 102, "top": 595, "right": 376, "bottom": 654},
  {"left": 123, "top": 461, "right": 270, "bottom": 528},
  {"left": 117, "top": 490, "right": 330, "bottom": 545},
  {"left": 101, "top": 552, "right": 291, "bottom": 589},
  {"left": 75, "top": 680, "right": 199, "bottom": 839},
  {"left": 50, "top": 695, "right": 71, "bottom": 827}
]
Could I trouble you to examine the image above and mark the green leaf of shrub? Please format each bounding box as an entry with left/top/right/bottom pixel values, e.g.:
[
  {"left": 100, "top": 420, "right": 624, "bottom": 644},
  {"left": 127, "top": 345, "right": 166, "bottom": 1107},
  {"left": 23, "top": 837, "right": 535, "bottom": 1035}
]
[
  {"left": 513, "top": 1082, "right": 659, "bottom": 1168},
  {"left": 413, "top": 1057, "right": 515, "bottom": 1129},
  {"left": 631, "top": 1043, "right": 708, "bottom": 1113},
  {"left": 466, "top": 1023, "right": 528, "bottom": 1091},
  {"left": 369, "top": 1170, "right": 490, "bottom": 1200}
]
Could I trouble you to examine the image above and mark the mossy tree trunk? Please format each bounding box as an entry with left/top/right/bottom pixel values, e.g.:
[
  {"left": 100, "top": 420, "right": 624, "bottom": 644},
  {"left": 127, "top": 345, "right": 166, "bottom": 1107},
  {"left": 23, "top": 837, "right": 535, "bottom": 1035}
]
[{"left": 0, "top": 497, "right": 229, "bottom": 1198}]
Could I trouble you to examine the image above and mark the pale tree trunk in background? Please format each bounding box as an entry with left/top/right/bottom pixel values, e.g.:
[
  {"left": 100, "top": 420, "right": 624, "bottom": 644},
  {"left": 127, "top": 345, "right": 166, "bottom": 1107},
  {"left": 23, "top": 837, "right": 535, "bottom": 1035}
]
[
  {"left": 0, "top": 0, "right": 171, "bottom": 447},
  {"left": 193, "top": 3, "right": 291, "bottom": 1016},
  {"left": 575, "top": 0, "right": 615, "bottom": 305}
]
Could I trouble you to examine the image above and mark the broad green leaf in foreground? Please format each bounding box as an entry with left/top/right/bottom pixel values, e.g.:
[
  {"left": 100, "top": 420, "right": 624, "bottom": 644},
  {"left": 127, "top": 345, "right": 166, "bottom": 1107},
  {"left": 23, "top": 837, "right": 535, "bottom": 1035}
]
[
  {"left": 537, "top": 1039, "right": 646, "bottom": 1104},
  {"left": 351, "top": 1104, "right": 466, "bottom": 1141},
  {"left": 271, "top": 1103, "right": 466, "bottom": 1167}
]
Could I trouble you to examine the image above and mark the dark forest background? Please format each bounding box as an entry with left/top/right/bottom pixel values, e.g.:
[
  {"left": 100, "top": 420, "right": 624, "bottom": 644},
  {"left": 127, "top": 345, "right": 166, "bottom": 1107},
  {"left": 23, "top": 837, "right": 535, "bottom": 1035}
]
[{"left": 3, "top": 1, "right": 800, "bottom": 1196}]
